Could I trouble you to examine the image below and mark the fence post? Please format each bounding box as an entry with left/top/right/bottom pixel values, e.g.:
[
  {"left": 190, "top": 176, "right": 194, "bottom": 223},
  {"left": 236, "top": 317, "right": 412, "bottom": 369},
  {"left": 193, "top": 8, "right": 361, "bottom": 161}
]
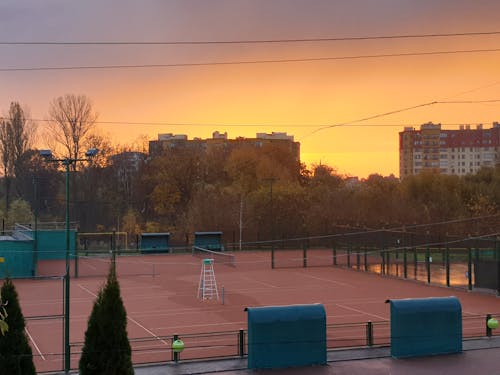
[
  {"left": 445, "top": 246, "right": 450, "bottom": 287},
  {"left": 238, "top": 329, "right": 245, "bottom": 357},
  {"left": 347, "top": 246, "right": 351, "bottom": 268},
  {"left": 172, "top": 334, "right": 179, "bottom": 362},
  {"left": 413, "top": 247, "right": 418, "bottom": 280},
  {"left": 366, "top": 321, "right": 373, "bottom": 346},
  {"left": 486, "top": 314, "right": 492, "bottom": 337},
  {"left": 426, "top": 246, "right": 431, "bottom": 284},
  {"left": 74, "top": 232, "right": 79, "bottom": 278},
  {"left": 468, "top": 248, "right": 473, "bottom": 291},
  {"left": 387, "top": 249, "right": 391, "bottom": 276},
  {"left": 333, "top": 246, "right": 337, "bottom": 266},
  {"left": 303, "top": 243, "right": 307, "bottom": 268},
  {"left": 381, "top": 249, "right": 385, "bottom": 275},
  {"left": 403, "top": 248, "right": 407, "bottom": 279},
  {"left": 364, "top": 247, "right": 368, "bottom": 272},
  {"left": 271, "top": 246, "right": 275, "bottom": 269}
]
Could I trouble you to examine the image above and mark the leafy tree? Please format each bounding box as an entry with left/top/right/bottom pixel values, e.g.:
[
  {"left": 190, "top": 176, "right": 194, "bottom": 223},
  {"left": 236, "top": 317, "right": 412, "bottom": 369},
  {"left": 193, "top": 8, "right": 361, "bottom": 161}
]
[
  {"left": 0, "top": 278, "right": 36, "bottom": 375},
  {"left": 121, "top": 209, "right": 141, "bottom": 238},
  {"left": 79, "top": 267, "right": 133, "bottom": 375},
  {"left": 6, "top": 199, "right": 33, "bottom": 228},
  {"left": 0, "top": 102, "right": 35, "bottom": 211}
]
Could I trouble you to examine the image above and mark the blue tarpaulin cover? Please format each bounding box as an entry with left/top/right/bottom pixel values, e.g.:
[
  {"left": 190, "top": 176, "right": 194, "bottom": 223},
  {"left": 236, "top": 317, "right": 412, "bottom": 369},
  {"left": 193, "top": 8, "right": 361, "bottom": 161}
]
[
  {"left": 246, "top": 304, "right": 326, "bottom": 369},
  {"left": 388, "top": 296, "right": 462, "bottom": 358}
]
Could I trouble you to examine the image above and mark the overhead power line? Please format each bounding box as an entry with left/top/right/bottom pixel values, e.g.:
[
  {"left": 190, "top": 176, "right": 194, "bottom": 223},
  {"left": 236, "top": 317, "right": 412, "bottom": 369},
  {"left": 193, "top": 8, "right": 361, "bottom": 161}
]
[
  {"left": 1, "top": 99, "right": 497, "bottom": 129},
  {"left": 2, "top": 47, "right": 500, "bottom": 72},
  {"left": 301, "top": 99, "right": 500, "bottom": 139},
  {"left": 2, "top": 30, "right": 500, "bottom": 45}
]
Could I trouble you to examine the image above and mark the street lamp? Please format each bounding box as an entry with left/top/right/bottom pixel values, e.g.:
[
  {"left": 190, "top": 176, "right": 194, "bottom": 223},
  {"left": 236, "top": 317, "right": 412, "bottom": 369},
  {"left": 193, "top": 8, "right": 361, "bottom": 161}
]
[{"left": 40, "top": 148, "right": 98, "bottom": 373}]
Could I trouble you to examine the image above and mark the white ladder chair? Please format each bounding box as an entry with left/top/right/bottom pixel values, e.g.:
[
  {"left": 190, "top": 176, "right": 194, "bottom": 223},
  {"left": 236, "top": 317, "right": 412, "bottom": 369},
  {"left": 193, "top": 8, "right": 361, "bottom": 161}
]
[{"left": 197, "top": 258, "right": 219, "bottom": 300}]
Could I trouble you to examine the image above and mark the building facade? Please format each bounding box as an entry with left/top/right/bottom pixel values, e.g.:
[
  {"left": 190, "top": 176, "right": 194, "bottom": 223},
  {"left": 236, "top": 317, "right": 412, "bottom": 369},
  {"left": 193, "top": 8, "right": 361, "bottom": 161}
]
[
  {"left": 149, "top": 131, "right": 300, "bottom": 162},
  {"left": 399, "top": 122, "right": 500, "bottom": 178}
]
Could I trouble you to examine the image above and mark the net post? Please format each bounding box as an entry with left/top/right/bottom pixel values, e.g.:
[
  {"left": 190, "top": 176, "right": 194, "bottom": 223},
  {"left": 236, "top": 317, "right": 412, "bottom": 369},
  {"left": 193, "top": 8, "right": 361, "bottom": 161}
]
[
  {"left": 238, "top": 329, "right": 245, "bottom": 357},
  {"left": 271, "top": 246, "right": 275, "bottom": 269},
  {"left": 486, "top": 314, "right": 492, "bottom": 337},
  {"left": 332, "top": 245, "right": 337, "bottom": 266},
  {"left": 347, "top": 246, "right": 351, "bottom": 268}
]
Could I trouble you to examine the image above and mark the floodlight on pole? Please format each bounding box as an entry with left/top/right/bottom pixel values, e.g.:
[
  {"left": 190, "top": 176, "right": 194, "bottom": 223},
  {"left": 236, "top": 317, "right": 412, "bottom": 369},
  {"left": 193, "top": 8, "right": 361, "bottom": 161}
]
[{"left": 39, "top": 147, "right": 98, "bottom": 373}]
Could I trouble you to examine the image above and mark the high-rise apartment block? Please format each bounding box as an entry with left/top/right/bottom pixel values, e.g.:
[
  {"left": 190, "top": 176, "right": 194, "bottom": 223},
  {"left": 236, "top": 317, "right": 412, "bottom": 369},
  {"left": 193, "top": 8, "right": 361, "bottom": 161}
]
[
  {"left": 149, "top": 131, "right": 300, "bottom": 161},
  {"left": 399, "top": 122, "right": 500, "bottom": 178}
]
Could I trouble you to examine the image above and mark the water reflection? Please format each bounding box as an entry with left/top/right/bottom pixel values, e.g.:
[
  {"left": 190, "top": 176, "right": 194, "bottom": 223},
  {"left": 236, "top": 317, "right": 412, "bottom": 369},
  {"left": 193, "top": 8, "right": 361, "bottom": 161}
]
[{"left": 359, "top": 262, "right": 471, "bottom": 288}]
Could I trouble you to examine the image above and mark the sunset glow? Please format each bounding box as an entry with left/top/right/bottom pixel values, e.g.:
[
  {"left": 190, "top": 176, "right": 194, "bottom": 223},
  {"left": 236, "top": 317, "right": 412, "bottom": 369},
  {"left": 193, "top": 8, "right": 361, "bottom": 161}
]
[{"left": 1, "top": 1, "right": 500, "bottom": 177}]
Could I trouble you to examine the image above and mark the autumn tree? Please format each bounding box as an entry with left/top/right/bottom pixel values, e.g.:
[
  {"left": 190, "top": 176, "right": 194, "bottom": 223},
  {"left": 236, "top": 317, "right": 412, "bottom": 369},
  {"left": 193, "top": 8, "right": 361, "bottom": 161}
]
[
  {"left": 143, "top": 147, "right": 203, "bottom": 231},
  {"left": 5, "top": 199, "right": 33, "bottom": 228},
  {"left": 0, "top": 102, "right": 35, "bottom": 211},
  {"left": 0, "top": 278, "right": 36, "bottom": 375},
  {"left": 47, "top": 94, "right": 98, "bottom": 170}
]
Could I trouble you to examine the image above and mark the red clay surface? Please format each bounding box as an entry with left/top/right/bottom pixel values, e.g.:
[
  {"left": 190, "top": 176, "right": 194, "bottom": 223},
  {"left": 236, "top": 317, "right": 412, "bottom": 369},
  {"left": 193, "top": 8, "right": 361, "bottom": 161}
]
[{"left": 11, "top": 250, "right": 500, "bottom": 373}]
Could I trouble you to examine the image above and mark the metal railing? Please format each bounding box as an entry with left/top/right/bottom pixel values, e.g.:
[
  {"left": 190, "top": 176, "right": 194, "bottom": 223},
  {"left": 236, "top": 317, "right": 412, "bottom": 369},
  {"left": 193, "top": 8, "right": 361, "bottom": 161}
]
[{"left": 28, "top": 313, "right": 489, "bottom": 372}]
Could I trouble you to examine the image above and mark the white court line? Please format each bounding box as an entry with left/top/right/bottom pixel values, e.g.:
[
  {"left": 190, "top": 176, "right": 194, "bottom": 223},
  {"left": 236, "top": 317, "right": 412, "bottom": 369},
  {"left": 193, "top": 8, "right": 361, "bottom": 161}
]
[
  {"left": 25, "top": 328, "right": 45, "bottom": 360},
  {"left": 78, "top": 284, "right": 98, "bottom": 298},
  {"left": 78, "top": 283, "right": 168, "bottom": 346},
  {"left": 336, "top": 303, "right": 387, "bottom": 321},
  {"left": 127, "top": 317, "right": 169, "bottom": 345},
  {"left": 240, "top": 276, "right": 278, "bottom": 288},
  {"left": 79, "top": 259, "right": 98, "bottom": 270},
  {"left": 295, "top": 272, "right": 353, "bottom": 287}
]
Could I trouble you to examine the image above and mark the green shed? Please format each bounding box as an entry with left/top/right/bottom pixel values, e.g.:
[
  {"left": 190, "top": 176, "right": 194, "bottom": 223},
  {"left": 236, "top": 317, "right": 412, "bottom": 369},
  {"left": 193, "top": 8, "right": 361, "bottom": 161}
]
[
  {"left": 246, "top": 304, "right": 327, "bottom": 369},
  {"left": 140, "top": 233, "right": 170, "bottom": 253},
  {"left": 194, "top": 231, "right": 223, "bottom": 251},
  {"left": 0, "top": 238, "right": 34, "bottom": 278},
  {"left": 387, "top": 296, "right": 462, "bottom": 358}
]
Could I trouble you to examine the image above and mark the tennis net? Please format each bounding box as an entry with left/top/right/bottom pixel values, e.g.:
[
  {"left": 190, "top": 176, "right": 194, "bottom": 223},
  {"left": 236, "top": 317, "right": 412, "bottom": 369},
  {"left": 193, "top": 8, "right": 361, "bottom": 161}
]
[{"left": 192, "top": 246, "right": 236, "bottom": 267}]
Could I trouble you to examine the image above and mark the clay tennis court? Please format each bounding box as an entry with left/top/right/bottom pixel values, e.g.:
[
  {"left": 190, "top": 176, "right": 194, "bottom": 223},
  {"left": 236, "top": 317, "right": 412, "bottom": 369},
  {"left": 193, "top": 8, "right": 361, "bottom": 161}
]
[{"left": 11, "top": 250, "right": 500, "bottom": 373}]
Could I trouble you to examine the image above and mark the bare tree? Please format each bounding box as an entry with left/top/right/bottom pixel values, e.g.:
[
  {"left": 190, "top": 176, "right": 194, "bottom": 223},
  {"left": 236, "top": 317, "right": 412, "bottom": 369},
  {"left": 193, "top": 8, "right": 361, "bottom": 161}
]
[
  {"left": 47, "top": 94, "right": 98, "bottom": 170},
  {"left": 0, "top": 102, "right": 36, "bottom": 210}
]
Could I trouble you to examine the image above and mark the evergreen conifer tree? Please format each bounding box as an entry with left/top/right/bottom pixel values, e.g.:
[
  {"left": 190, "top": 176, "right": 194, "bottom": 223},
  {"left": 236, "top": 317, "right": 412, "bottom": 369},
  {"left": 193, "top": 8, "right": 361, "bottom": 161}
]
[
  {"left": 79, "top": 267, "right": 134, "bottom": 375},
  {"left": 0, "top": 278, "right": 36, "bottom": 375}
]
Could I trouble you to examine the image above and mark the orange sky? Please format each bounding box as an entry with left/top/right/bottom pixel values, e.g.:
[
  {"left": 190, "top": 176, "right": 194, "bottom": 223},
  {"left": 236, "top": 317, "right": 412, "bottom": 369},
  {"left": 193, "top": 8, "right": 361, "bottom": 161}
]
[{"left": 1, "top": 1, "right": 500, "bottom": 178}]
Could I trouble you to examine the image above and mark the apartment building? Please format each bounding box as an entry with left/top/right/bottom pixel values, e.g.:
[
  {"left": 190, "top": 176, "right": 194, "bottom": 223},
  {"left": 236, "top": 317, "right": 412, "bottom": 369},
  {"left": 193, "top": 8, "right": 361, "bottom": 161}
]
[
  {"left": 399, "top": 122, "right": 500, "bottom": 178},
  {"left": 149, "top": 131, "right": 300, "bottom": 162}
]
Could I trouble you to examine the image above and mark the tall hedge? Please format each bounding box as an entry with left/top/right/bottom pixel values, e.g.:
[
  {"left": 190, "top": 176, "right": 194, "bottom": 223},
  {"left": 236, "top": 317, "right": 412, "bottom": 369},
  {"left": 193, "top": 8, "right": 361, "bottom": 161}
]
[
  {"left": 0, "top": 278, "right": 36, "bottom": 375},
  {"left": 79, "top": 267, "right": 133, "bottom": 375}
]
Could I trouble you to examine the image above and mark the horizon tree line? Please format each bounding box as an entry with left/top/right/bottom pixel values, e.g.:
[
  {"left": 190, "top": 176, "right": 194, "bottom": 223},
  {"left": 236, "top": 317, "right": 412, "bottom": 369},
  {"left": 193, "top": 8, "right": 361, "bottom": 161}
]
[{"left": 0, "top": 95, "right": 499, "bottom": 247}]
